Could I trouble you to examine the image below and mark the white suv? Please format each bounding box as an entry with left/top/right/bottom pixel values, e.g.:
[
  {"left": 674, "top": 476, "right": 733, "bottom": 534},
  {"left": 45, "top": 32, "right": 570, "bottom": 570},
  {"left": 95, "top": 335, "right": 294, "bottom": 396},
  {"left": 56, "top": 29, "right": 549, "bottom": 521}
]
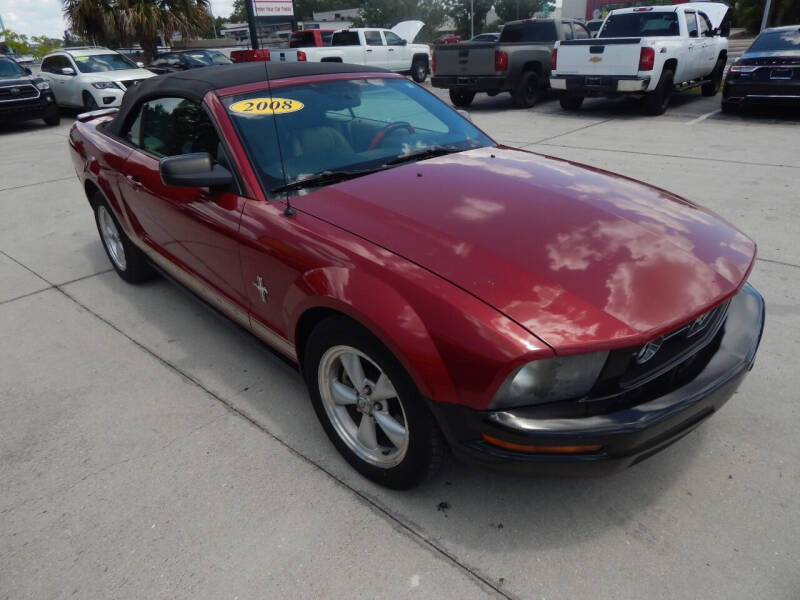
[{"left": 40, "top": 47, "right": 155, "bottom": 110}]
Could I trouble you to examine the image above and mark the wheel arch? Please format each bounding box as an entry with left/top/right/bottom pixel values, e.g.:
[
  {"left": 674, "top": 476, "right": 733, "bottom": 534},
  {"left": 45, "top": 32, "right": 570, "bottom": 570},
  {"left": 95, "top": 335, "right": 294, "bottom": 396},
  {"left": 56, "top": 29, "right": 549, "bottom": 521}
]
[
  {"left": 412, "top": 52, "right": 429, "bottom": 66},
  {"left": 663, "top": 58, "right": 678, "bottom": 75}
]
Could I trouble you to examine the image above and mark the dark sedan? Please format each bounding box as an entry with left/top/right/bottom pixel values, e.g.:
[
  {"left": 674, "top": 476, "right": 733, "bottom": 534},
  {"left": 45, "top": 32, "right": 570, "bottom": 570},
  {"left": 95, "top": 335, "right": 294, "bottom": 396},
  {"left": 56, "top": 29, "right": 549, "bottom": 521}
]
[
  {"left": 722, "top": 25, "right": 800, "bottom": 112},
  {"left": 148, "top": 49, "right": 232, "bottom": 74}
]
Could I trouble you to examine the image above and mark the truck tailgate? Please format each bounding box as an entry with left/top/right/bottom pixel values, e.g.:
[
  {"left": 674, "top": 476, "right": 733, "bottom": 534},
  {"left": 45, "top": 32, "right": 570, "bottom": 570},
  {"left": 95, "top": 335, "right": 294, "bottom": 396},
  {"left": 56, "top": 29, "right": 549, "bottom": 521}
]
[
  {"left": 434, "top": 42, "right": 497, "bottom": 77},
  {"left": 556, "top": 39, "right": 643, "bottom": 76}
]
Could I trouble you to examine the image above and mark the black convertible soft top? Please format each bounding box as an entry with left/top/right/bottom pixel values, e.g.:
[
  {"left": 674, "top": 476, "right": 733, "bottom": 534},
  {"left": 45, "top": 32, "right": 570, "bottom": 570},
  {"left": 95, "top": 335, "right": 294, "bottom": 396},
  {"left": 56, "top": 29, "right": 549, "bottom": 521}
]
[{"left": 105, "top": 62, "right": 389, "bottom": 136}]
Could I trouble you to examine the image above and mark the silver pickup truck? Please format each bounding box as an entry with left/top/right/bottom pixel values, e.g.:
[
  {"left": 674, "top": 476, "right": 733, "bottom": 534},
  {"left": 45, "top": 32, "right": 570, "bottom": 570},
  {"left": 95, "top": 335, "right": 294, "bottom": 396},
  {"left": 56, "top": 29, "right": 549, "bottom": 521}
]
[{"left": 431, "top": 18, "right": 591, "bottom": 108}]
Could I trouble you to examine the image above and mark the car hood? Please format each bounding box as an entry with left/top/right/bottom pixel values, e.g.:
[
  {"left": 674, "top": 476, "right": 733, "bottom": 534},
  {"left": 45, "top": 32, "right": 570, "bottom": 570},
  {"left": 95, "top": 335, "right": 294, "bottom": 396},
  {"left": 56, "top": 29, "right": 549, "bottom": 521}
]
[
  {"left": 391, "top": 20, "right": 425, "bottom": 42},
  {"left": 681, "top": 2, "right": 731, "bottom": 29},
  {"left": 0, "top": 76, "right": 34, "bottom": 84},
  {"left": 291, "top": 147, "right": 756, "bottom": 352}
]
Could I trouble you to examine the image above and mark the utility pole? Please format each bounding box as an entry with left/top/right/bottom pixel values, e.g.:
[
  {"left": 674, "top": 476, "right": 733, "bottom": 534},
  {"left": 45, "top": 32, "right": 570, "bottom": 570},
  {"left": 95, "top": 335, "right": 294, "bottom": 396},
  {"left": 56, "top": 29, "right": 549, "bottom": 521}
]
[
  {"left": 470, "top": 0, "right": 475, "bottom": 39},
  {"left": 760, "top": 0, "right": 772, "bottom": 32},
  {"left": 245, "top": 0, "right": 259, "bottom": 49}
]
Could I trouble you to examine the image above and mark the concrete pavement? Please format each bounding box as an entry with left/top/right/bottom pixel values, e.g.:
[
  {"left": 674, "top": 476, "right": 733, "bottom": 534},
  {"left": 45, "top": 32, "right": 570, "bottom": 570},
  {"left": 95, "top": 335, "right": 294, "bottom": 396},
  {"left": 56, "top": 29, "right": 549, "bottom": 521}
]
[{"left": 1, "top": 90, "right": 799, "bottom": 599}]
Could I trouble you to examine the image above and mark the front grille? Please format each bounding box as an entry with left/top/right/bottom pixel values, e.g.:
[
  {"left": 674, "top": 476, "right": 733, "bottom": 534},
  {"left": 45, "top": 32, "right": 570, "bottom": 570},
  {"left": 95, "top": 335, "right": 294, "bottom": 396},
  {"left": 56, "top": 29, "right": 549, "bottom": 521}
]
[
  {"left": 591, "top": 300, "right": 731, "bottom": 398},
  {"left": 118, "top": 79, "right": 142, "bottom": 89},
  {"left": 0, "top": 84, "right": 39, "bottom": 102}
]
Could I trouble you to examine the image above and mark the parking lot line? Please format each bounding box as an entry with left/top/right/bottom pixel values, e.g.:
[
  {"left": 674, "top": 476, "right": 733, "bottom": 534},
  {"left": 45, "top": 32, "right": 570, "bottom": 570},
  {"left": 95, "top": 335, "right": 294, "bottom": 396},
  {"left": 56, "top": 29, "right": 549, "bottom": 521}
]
[{"left": 685, "top": 109, "right": 722, "bottom": 126}]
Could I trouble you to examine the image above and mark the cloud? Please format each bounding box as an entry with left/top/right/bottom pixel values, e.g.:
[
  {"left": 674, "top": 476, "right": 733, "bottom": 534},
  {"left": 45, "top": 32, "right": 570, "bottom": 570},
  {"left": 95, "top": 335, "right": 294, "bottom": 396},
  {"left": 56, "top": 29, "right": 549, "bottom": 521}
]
[{"left": 0, "top": 0, "right": 236, "bottom": 39}]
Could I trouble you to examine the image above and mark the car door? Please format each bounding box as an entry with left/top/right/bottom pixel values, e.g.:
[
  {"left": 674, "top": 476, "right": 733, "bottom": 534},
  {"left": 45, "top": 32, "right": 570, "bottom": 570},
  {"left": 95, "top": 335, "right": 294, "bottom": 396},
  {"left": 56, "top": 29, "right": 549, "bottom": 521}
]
[
  {"left": 363, "top": 30, "right": 390, "bottom": 68},
  {"left": 117, "top": 96, "right": 249, "bottom": 310},
  {"left": 697, "top": 12, "right": 717, "bottom": 76},
  {"left": 383, "top": 30, "right": 408, "bottom": 71},
  {"left": 42, "top": 55, "right": 73, "bottom": 106},
  {"left": 682, "top": 11, "right": 703, "bottom": 81}
]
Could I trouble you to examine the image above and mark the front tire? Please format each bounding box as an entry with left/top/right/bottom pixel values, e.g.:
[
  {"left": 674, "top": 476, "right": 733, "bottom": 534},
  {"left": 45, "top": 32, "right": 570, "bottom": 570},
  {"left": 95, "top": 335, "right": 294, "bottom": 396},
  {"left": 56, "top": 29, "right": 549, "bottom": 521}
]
[
  {"left": 42, "top": 107, "right": 60, "bottom": 126},
  {"left": 512, "top": 70, "right": 541, "bottom": 108},
  {"left": 644, "top": 68, "right": 674, "bottom": 115},
  {"left": 411, "top": 58, "right": 428, "bottom": 83},
  {"left": 559, "top": 95, "right": 584, "bottom": 110},
  {"left": 93, "top": 195, "right": 155, "bottom": 283},
  {"left": 82, "top": 91, "right": 98, "bottom": 111},
  {"left": 449, "top": 88, "right": 475, "bottom": 107},
  {"left": 304, "top": 318, "right": 443, "bottom": 489},
  {"left": 701, "top": 58, "right": 725, "bottom": 97}
]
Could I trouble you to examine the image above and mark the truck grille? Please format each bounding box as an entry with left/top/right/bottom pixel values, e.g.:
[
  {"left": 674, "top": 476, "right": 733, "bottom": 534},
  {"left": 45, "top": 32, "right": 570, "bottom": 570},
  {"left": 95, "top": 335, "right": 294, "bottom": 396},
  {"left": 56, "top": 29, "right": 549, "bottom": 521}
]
[{"left": 0, "top": 84, "right": 39, "bottom": 102}]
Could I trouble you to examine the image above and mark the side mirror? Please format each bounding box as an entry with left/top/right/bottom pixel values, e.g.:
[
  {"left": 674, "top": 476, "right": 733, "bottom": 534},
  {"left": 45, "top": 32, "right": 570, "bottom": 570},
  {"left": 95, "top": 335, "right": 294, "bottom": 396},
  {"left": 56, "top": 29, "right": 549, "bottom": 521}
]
[
  {"left": 61, "top": 67, "right": 76, "bottom": 76},
  {"left": 456, "top": 109, "right": 472, "bottom": 122},
  {"left": 711, "top": 27, "right": 720, "bottom": 36},
  {"left": 136, "top": 61, "right": 144, "bottom": 68},
  {"left": 400, "top": 39, "right": 408, "bottom": 46},
  {"left": 159, "top": 153, "right": 233, "bottom": 188},
  {"left": 24, "top": 67, "right": 32, "bottom": 75}
]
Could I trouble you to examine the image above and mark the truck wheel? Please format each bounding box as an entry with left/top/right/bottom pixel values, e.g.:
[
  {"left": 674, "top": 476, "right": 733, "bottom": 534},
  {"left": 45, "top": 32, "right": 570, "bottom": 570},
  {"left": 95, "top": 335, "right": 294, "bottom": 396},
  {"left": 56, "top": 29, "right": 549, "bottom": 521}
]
[
  {"left": 42, "top": 107, "right": 61, "bottom": 126},
  {"left": 644, "top": 69, "right": 673, "bottom": 115},
  {"left": 701, "top": 58, "right": 725, "bottom": 97},
  {"left": 559, "top": 96, "right": 584, "bottom": 110},
  {"left": 304, "top": 317, "right": 443, "bottom": 489},
  {"left": 449, "top": 88, "right": 475, "bottom": 107},
  {"left": 411, "top": 58, "right": 428, "bottom": 83},
  {"left": 512, "top": 71, "right": 541, "bottom": 108}
]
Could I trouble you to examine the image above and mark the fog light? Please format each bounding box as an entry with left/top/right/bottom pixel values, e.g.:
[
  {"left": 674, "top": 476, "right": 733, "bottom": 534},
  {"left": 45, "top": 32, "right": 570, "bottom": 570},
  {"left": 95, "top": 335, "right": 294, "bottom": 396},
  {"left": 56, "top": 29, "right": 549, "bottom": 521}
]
[{"left": 481, "top": 433, "right": 603, "bottom": 454}]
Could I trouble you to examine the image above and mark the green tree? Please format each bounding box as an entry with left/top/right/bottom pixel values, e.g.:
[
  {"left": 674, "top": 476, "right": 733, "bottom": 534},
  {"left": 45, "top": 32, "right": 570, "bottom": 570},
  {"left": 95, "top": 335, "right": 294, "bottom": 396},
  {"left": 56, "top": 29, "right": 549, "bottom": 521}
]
[
  {"left": 443, "top": 0, "right": 493, "bottom": 38},
  {"left": 735, "top": 0, "right": 800, "bottom": 33},
  {"left": 493, "top": 0, "right": 545, "bottom": 23},
  {"left": 354, "top": 0, "right": 444, "bottom": 34},
  {"left": 0, "top": 30, "right": 32, "bottom": 55},
  {"left": 230, "top": 0, "right": 247, "bottom": 22},
  {"left": 63, "top": 0, "right": 213, "bottom": 61}
]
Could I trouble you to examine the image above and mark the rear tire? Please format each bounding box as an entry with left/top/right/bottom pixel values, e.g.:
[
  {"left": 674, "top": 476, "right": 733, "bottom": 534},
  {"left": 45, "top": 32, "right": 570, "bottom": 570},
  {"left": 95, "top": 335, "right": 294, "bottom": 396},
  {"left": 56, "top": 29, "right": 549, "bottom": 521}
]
[
  {"left": 304, "top": 318, "right": 443, "bottom": 490},
  {"left": 644, "top": 69, "right": 673, "bottom": 115},
  {"left": 449, "top": 88, "right": 475, "bottom": 107},
  {"left": 701, "top": 58, "right": 725, "bottom": 97},
  {"left": 512, "top": 70, "right": 541, "bottom": 108},
  {"left": 93, "top": 194, "right": 155, "bottom": 284},
  {"left": 411, "top": 58, "right": 427, "bottom": 83},
  {"left": 559, "top": 96, "right": 584, "bottom": 110}
]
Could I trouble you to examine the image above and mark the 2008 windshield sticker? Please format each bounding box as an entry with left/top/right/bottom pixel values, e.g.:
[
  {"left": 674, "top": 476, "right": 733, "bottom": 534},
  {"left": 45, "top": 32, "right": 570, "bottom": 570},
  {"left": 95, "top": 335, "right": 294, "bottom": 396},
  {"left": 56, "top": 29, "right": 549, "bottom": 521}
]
[{"left": 229, "top": 97, "right": 304, "bottom": 116}]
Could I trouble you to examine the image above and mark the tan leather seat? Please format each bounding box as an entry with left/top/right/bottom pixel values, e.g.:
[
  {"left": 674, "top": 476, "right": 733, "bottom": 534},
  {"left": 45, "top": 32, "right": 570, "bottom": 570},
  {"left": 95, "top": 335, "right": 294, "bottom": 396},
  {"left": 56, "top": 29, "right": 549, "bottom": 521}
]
[{"left": 288, "top": 125, "right": 353, "bottom": 157}]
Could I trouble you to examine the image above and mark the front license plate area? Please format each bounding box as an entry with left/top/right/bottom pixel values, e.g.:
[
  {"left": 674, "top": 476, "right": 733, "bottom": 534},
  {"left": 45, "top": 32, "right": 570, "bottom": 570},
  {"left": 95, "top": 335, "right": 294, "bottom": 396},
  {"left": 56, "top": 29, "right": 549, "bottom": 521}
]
[
  {"left": 585, "top": 76, "right": 602, "bottom": 87},
  {"left": 770, "top": 68, "right": 793, "bottom": 80}
]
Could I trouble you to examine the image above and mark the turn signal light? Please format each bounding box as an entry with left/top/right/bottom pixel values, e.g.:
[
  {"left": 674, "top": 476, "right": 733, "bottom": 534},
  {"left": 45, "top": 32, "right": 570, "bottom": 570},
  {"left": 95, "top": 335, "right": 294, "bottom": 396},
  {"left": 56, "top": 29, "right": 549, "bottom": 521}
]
[
  {"left": 495, "top": 50, "right": 509, "bottom": 72},
  {"left": 481, "top": 433, "right": 603, "bottom": 455},
  {"left": 297, "top": 50, "right": 307, "bottom": 61},
  {"left": 639, "top": 46, "right": 655, "bottom": 71},
  {"left": 551, "top": 48, "right": 558, "bottom": 71}
]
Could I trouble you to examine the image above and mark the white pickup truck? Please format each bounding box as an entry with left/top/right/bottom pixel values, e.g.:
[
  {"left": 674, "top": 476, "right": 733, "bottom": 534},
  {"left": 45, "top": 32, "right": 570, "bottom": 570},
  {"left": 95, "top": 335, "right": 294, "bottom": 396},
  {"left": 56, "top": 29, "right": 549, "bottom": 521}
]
[
  {"left": 550, "top": 3, "right": 730, "bottom": 114},
  {"left": 271, "top": 21, "right": 432, "bottom": 83}
]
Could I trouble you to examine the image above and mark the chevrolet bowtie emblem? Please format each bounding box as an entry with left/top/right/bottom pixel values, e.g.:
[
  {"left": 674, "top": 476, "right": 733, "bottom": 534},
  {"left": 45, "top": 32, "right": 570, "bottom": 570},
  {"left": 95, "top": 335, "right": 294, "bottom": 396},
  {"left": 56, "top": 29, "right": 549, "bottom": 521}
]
[{"left": 589, "top": 56, "right": 602, "bottom": 63}]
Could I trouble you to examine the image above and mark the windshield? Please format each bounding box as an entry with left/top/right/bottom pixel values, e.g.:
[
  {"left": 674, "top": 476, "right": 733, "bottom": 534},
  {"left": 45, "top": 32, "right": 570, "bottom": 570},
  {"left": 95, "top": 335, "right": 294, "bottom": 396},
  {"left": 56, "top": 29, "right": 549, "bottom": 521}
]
[
  {"left": 0, "top": 57, "right": 26, "bottom": 78},
  {"left": 748, "top": 29, "right": 800, "bottom": 53},
  {"left": 225, "top": 77, "right": 493, "bottom": 194},
  {"left": 183, "top": 50, "right": 232, "bottom": 66},
  {"left": 73, "top": 53, "right": 138, "bottom": 73},
  {"left": 499, "top": 21, "right": 558, "bottom": 43},
  {"left": 599, "top": 12, "right": 679, "bottom": 37},
  {"left": 587, "top": 21, "right": 603, "bottom": 33}
]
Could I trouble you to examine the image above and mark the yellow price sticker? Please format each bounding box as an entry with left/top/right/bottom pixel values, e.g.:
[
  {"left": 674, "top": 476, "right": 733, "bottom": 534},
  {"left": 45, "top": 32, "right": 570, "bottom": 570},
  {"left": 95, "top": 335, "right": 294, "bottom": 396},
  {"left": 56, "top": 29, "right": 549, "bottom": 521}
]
[{"left": 229, "top": 97, "right": 304, "bottom": 116}]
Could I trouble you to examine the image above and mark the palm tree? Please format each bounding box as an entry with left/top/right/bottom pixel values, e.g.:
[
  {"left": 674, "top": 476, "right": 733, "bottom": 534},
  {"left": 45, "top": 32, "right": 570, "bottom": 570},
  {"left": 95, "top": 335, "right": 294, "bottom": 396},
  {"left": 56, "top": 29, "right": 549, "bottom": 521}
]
[{"left": 62, "top": 0, "right": 212, "bottom": 62}]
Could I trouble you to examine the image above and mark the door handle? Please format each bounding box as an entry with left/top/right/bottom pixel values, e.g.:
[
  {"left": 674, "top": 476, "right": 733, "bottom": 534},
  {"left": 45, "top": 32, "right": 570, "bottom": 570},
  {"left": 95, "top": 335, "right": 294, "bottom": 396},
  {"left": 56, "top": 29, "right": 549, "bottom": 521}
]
[
  {"left": 126, "top": 174, "right": 141, "bottom": 188},
  {"left": 366, "top": 48, "right": 373, "bottom": 52},
  {"left": 388, "top": 48, "right": 395, "bottom": 52}
]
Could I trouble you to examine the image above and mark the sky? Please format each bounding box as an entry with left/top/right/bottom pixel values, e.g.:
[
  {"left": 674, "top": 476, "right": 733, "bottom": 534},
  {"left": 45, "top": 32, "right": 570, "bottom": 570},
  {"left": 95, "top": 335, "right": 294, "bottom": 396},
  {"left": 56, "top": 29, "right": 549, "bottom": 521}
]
[{"left": 0, "top": 0, "right": 236, "bottom": 39}]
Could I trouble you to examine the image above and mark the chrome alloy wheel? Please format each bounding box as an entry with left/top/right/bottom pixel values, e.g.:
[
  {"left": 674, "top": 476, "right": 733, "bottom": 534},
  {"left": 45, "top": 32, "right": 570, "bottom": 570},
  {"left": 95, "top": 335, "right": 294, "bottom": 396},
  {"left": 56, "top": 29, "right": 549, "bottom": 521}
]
[
  {"left": 97, "top": 205, "right": 127, "bottom": 271},
  {"left": 318, "top": 345, "right": 409, "bottom": 468}
]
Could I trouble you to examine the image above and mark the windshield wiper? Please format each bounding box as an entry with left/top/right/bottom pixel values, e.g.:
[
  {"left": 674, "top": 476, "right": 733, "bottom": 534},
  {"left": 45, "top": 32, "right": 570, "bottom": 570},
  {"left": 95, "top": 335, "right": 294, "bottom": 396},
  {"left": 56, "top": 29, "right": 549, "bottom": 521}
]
[
  {"left": 270, "top": 167, "right": 385, "bottom": 195},
  {"left": 382, "top": 146, "right": 465, "bottom": 166}
]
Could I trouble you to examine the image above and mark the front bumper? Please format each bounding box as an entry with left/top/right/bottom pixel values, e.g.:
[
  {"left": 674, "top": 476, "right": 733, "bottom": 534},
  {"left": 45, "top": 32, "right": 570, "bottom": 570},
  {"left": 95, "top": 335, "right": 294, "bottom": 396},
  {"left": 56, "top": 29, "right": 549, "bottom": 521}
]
[
  {"left": 550, "top": 75, "right": 651, "bottom": 96},
  {"left": 431, "top": 284, "right": 764, "bottom": 475},
  {"left": 0, "top": 90, "right": 58, "bottom": 122},
  {"left": 431, "top": 75, "right": 507, "bottom": 92}
]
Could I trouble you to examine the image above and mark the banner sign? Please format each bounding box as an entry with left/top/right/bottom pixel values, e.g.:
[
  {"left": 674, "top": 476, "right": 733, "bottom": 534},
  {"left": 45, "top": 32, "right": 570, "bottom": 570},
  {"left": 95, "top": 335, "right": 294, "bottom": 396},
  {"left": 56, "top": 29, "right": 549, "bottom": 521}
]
[{"left": 252, "top": 0, "right": 294, "bottom": 17}]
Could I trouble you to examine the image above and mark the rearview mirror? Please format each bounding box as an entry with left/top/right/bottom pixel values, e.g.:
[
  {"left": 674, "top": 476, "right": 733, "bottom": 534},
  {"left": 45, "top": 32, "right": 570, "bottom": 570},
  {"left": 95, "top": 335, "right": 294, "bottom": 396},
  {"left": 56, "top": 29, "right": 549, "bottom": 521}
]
[
  {"left": 159, "top": 153, "right": 233, "bottom": 188},
  {"left": 61, "top": 67, "right": 76, "bottom": 76}
]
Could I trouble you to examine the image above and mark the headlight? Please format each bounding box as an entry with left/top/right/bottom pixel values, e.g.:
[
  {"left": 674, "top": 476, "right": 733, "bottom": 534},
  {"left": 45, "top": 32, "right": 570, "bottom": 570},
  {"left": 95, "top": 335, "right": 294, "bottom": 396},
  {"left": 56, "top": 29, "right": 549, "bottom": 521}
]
[
  {"left": 91, "top": 81, "right": 121, "bottom": 89},
  {"left": 490, "top": 351, "right": 609, "bottom": 410},
  {"left": 35, "top": 80, "right": 50, "bottom": 90}
]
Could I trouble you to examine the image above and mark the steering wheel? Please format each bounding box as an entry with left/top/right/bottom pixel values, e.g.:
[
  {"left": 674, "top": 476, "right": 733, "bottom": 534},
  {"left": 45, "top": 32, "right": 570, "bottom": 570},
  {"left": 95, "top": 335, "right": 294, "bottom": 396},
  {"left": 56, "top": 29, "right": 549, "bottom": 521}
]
[{"left": 368, "top": 121, "right": 415, "bottom": 151}]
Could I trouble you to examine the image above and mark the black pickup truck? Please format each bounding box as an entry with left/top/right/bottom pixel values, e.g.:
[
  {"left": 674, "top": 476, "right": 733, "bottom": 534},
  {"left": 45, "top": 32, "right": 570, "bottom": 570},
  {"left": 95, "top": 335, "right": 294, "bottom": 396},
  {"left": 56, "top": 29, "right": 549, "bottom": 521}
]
[
  {"left": 0, "top": 56, "right": 60, "bottom": 126},
  {"left": 432, "top": 18, "right": 592, "bottom": 108}
]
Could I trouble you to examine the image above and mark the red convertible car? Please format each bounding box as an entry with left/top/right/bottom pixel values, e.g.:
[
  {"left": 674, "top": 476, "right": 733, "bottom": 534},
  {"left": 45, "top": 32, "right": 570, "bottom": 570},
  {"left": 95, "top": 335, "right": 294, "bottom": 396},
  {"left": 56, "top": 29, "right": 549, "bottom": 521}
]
[{"left": 69, "top": 63, "right": 764, "bottom": 489}]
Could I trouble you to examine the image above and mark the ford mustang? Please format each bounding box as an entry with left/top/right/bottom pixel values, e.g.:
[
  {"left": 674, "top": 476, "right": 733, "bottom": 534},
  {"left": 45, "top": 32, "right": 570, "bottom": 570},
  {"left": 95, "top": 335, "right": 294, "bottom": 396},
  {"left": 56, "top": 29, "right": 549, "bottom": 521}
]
[{"left": 69, "top": 63, "right": 764, "bottom": 489}]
